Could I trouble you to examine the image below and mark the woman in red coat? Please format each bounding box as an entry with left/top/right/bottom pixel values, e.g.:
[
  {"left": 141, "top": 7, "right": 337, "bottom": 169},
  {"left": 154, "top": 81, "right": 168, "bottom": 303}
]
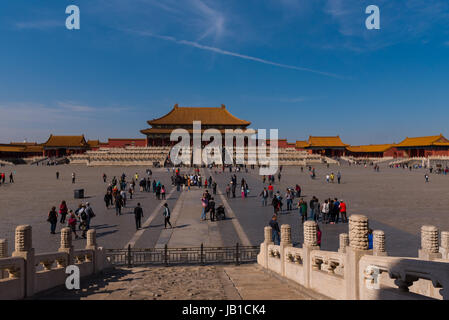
[{"left": 59, "top": 200, "right": 68, "bottom": 224}]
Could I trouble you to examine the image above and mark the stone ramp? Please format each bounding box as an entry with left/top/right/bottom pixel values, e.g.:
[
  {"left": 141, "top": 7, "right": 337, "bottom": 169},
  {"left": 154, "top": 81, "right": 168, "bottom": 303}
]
[{"left": 34, "top": 264, "right": 318, "bottom": 300}]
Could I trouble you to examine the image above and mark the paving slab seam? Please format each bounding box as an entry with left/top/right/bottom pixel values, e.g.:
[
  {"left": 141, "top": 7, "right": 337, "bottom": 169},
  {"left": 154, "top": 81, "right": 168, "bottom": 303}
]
[
  {"left": 206, "top": 168, "right": 251, "bottom": 246},
  {"left": 125, "top": 188, "right": 177, "bottom": 248}
]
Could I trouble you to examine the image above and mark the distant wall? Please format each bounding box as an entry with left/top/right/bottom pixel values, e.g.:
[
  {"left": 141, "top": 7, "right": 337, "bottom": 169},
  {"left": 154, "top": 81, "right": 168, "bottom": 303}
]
[{"left": 106, "top": 139, "right": 147, "bottom": 148}]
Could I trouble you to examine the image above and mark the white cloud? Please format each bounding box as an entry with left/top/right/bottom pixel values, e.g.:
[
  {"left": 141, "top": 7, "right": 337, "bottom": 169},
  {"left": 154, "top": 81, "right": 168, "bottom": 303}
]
[
  {"left": 126, "top": 29, "right": 343, "bottom": 79},
  {"left": 15, "top": 20, "right": 62, "bottom": 30}
]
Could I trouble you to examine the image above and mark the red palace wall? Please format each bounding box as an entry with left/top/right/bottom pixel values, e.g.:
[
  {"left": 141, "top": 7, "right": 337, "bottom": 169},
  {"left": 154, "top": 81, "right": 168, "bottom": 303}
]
[
  {"left": 105, "top": 139, "right": 147, "bottom": 148},
  {"left": 425, "top": 150, "right": 449, "bottom": 157},
  {"left": 383, "top": 148, "right": 405, "bottom": 158}
]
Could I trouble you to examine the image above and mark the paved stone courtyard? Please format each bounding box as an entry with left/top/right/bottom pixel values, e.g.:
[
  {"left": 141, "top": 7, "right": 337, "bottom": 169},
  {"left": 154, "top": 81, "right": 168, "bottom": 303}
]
[
  {"left": 35, "top": 264, "right": 314, "bottom": 300},
  {"left": 1, "top": 163, "right": 449, "bottom": 257}
]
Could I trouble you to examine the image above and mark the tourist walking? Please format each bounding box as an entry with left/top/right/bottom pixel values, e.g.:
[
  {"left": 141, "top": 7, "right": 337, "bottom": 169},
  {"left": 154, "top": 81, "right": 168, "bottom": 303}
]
[
  {"left": 269, "top": 215, "right": 280, "bottom": 245},
  {"left": 209, "top": 197, "right": 216, "bottom": 222},
  {"left": 339, "top": 200, "right": 348, "bottom": 223},
  {"left": 298, "top": 199, "right": 307, "bottom": 223},
  {"left": 115, "top": 194, "right": 123, "bottom": 216},
  {"left": 47, "top": 206, "right": 58, "bottom": 234},
  {"left": 295, "top": 184, "right": 301, "bottom": 198},
  {"left": 134, "top": 203, "right": 144, "bottom": 230},
  {"left": 260, "top": 187, "right": 268, "bottom": 206},
  {"left": 85, "top": 202, "right": 95, "bottom": 230},
  {"left": 9, "top": 173, "right": 14, "bottom": 183},
  {"left": 285, "top": 189, "right": 293, "bottom": 211},
  {"left": 268, "top": 183, "right": 274, "bottom": 198},
  {"left": 72, "top": 172, "right": 76, "bottom": 184},
  {"left": 201, "top": 195, "right": 208, "bottom": 221},
  {"left": 120, "top": 189, "right": 127, "bottom": 207},
  {"left": 337, "top": 171, "right": 341, "bottom": 184},
  {"left": 321, "top": 200, "right": 330, "bottom": 224},
  {"left": 67, "top": 211, "right": 79, "bottom": 239},
  {"left": 79, "top": 208, "right": 88, "bottom": 239},
  {"left": 104, "top": 191, "right": 111, "bottom": 208},
  {"left": 212, "top": 181, "right": 217, "bottom": 195},
  {"left": 163, "top": 203, "right": 173, "bottom": 229},
  {"left": 161, "top": 185, "right": 166, "bottom": 200},
  {"left": 59, "top": 200, "right": 68, "bottom": 224},
  {"left": 333, "top": 198, "right": 340, "bottom": 224},
  {"left": 103, "top": 173, "right": 107, "bottom": 183},
  {"left": 56, "top": 171, "right": 59, "bottom": 180}
]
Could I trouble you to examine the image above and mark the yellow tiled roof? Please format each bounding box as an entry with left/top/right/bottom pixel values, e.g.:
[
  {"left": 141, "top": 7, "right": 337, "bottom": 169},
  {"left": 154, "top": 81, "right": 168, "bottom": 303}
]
[
  {"left": 43, "top": 135, "right": 88, "bottom": 148},
  {"left": 307, "top": 136, "right": 348, "bottom": 147},
  {"left": 0, "top": 144, "right": 43, "bottom": 153},
  {"left": 395, "top": 134, "right": 449, "bottom": 147},
  {"left": 346, "top": 144, "right": 394, "bottom": 153},
  {"left": 295, "top": 140, "right": 309, "bottom": 148},
  {"left": 147, "top": 105, "right": 251, "bottom": 126},
  {"left": 87, "top": 140, "right": 100, "bottom": 148}
]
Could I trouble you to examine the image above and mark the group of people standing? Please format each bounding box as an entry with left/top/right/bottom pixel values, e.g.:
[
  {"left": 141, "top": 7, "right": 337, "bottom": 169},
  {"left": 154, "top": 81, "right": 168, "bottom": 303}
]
[
  {"left": 297, "top": 197, "right": 348, "bottom": 224},
  {"left": 0, "top": 172, "right": 13, "bottom": 185},
  {"left": 226, "top": 174, "right": 249, "bottom": 199},
  {"left": 325, "top": 171, "right": 342, "bottom": 184},
  {"left": 47, "top": 201, "right": 95, "bottom": 239}
]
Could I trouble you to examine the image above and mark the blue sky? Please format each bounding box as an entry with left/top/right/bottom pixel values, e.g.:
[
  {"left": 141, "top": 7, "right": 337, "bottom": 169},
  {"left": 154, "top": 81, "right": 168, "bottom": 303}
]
[{"left": 1, "top": 0, "right": 449, "bottom": 145}]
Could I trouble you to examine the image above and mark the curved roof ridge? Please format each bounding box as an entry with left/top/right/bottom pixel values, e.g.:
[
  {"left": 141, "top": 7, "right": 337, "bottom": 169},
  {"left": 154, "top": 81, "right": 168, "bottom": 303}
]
[{"left": 146, "top": 105, "right": 251, "bottom": 126}]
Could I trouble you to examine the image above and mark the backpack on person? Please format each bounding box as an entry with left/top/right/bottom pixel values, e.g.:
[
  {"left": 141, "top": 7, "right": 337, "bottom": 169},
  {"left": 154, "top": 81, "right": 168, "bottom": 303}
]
[{"left": 80, "top": 210, "right": 87, "bottom": 221}]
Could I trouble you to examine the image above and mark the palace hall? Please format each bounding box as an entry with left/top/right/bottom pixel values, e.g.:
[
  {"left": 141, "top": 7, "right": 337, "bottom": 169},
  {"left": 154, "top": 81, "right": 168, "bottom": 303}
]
[{"left": 140, "top": 104, "right": 253, "bottom": 147}]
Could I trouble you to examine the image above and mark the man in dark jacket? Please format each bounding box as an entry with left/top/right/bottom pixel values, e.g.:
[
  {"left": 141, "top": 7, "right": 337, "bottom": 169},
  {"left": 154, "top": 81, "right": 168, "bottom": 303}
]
[
  {"left": 134, "top": 203, "right": 144, "bottom": 230},
  {"left": 269, "top": 215, "right": 280, "bottom": 245}
]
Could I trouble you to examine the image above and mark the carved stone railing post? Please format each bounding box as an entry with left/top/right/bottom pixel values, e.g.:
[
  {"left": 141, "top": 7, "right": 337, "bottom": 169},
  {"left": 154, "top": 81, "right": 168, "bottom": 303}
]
[
  {"left": 12, "top": 225, "right": 35, "bottom": 297},
  {"left": 257, "top": 226, "right": 274, "bottom": 268},
  {"left": 345, "top": 215, "right": 371, "bottom": 300},
  {"left": 86, "top": 229, "right": 97, "bottom": 250},
  {"left": 0, "top": 239, "right": 7, "bottom": 279},
  {"left": 373, "top": 230, "right": 387, "bottom": 256},
  {"left": 338, "top": 233, "right": 349, "bottom": 254},
  {"left": 280, "top": 224, "right": 292, "bottom": 276},
  {"left": 58, "top": 227, "right": 74, "bottom": 265},
  {"left": 439, "top": 231, "right": 449, "bottom": 260},
  {"left": 419, "top": 225, "right": 442, "bottom": 260},
  {"left": 86, "top": 229, "right": 98, "bottom": 273},
  {"left": 303, "top": 221, "right": 320, "bottom": 288}
]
